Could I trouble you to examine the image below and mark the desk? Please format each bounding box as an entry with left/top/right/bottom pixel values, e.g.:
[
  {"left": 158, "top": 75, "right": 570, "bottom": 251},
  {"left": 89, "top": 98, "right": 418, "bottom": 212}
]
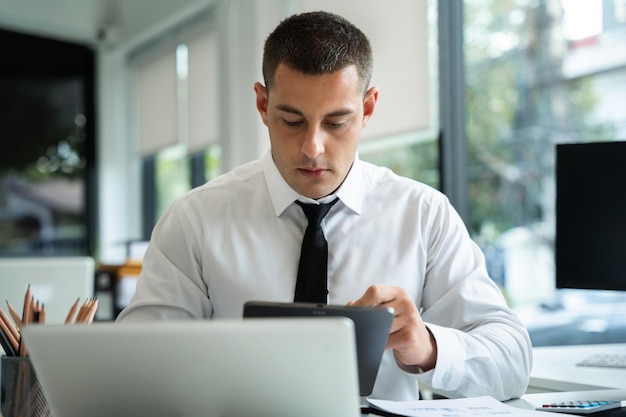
[{"left": 529, "top": 343, "right": 626, "bottom": 393}]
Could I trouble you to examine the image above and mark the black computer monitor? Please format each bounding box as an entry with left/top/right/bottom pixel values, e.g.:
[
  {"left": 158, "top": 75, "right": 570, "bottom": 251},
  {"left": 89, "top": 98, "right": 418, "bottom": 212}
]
[{"left": 555, "top": 141, "right": 626, "bottom": 292}]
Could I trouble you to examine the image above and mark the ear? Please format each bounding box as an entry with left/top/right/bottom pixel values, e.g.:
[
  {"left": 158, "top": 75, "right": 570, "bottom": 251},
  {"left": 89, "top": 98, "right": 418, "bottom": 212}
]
[
  {"left": 254, "top": 82, "right": 269, "bottom": 126},
  {"left": 362, "top": 86, "right": 379, "bottom": 127}
]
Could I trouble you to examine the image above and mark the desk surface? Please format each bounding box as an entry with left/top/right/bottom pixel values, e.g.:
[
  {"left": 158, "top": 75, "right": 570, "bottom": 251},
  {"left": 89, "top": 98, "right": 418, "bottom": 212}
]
[{"left": 529, "top": 343, "right": 626, "bottom": 392}]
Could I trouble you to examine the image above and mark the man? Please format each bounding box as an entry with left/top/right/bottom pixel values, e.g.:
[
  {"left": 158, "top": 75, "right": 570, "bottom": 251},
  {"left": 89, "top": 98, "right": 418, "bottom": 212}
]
[{"left": 117, "top": 10, "right": 532, "bottom": 401}]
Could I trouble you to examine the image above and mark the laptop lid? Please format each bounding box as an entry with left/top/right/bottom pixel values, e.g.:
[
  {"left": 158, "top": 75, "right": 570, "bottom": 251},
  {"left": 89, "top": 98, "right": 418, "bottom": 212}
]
[
  {"left": 243, "top": 301, "right": 394, "bottom": 396},
  {"left": 0, "top": 256, "right": 95, "bottom": 326},
  {"left": 21, "top": 318, "right": 361, "bottom": 417}
]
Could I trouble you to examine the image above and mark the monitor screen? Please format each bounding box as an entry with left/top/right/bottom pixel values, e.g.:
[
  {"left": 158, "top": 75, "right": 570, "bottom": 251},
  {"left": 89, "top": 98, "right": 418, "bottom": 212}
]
[{"left": 555, "top": 141, "right": 626, "bottom": 292}]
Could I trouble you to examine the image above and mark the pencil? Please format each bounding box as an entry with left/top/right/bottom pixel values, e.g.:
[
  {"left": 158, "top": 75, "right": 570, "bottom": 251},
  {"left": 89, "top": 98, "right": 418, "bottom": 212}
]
[
  {"left": 74, "top": 299, "right": 87, "bottom": 323},
  {"left": 65, "top": 297, "right": 80, "bottom": 324},
  {"left": 0, "top": 326, "right": 16, "bottom": 356},
  {"left": 84, "top": 298, "right": 99, "bottom": 324},
  {"left": 1, "top": 306, "right": 26, "bottom": 357},
  {"left": 39, "top": 303, "right": 46, "bottom": 325},
  {"left": 5, "top": 300, "right": 23, "bottom": 330},
  {"left": 76, "top": 298, "right": 95, "bottom": 323},
  {"left": 33, "top": 300, "right": 40, "bottom": 323},
  {"left": 21, "top": 284, "right": 31, "bottom": 324},
  {"left": 0, "top": 310, "right": 20, "bottom": 345},
  {"left": 18, "top": 336, "right": 27, "bottom": 358},
  {"left": 23, "top": 295, "right": 34, "bottom": 326},
  {"left": 74, "top": 298, "right": 87, "bottom": 323},
  {"left": 0, "top": 311, "right": 19, "bottom": 355}
]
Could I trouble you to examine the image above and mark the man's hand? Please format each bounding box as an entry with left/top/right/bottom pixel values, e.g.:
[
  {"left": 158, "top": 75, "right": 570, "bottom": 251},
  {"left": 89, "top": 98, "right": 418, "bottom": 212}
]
[{"left": 348, "top": 284, "right": 437, "bottom": 371}]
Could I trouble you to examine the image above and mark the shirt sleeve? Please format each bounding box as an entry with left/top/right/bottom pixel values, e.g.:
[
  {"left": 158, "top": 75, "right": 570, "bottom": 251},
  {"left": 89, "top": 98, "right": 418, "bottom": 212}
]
[
  {"left": 407, "top": 196, "right": 533, "bottom": 401},
  {"left": 116, "top": 197, "right": 213, "bottom": 322},
  {"left": 413, "top": 321, "right": 532, "bottom": 400}
]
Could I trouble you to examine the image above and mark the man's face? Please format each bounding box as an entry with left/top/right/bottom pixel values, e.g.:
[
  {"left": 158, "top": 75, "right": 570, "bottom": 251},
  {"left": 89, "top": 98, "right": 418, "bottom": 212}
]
[{"left": 254, "top": 63, "right": 378, "bottom": 199}]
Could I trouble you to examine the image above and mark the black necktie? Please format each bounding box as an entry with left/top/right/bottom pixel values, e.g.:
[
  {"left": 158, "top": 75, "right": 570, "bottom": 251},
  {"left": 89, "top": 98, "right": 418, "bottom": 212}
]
[{"left": 294, "top": 198, "right": 339, "bottom": 303}]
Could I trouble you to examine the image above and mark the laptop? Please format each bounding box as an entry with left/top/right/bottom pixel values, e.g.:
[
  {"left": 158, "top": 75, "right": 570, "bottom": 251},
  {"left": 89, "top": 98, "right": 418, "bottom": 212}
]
[
  {"left": 21, "top": 318, "right": 362, "bottom": 417},
  {"left": 0, "top": 256, "right": 95, "bottom": 325},
  {"left": 243, "top": 301, "right": 394, "bottom": 396}
]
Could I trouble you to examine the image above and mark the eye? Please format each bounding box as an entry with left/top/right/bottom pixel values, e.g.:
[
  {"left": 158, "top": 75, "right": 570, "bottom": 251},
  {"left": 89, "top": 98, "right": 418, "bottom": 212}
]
[
  {"left": 282, "top": 118, "right": 303, "bottom": 127},
  {"left": 325, "top": 121, "right": 347, "bottom": 129}
]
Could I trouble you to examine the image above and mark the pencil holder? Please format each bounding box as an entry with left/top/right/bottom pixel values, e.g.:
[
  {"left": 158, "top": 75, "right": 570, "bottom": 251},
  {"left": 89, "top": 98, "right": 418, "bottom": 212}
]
[{"left": 1, "top": 356, "right": 51, "bottom": 417}]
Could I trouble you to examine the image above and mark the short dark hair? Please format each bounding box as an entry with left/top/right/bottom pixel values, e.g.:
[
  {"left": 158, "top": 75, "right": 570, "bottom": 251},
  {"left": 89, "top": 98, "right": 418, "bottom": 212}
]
[{"left": 262, "top": 11, "right": 373, "bottom": 93}]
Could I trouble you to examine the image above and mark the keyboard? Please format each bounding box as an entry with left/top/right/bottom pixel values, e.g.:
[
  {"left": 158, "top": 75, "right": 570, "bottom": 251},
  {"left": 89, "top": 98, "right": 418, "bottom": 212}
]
[{"left": 576, "top": 353, "right": 626, "bottom": 369}]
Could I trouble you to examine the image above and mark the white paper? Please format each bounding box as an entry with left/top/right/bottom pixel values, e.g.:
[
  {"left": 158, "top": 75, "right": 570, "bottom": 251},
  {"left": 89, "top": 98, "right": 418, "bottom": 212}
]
[{"left": 367, "top": 396, "right": 573, "bottom": 417}]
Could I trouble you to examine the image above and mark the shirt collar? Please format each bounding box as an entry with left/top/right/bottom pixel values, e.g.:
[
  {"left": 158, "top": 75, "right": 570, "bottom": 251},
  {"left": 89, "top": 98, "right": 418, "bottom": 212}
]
[{"left": 262, "top": 150, "right": 363, "bottom": 217}]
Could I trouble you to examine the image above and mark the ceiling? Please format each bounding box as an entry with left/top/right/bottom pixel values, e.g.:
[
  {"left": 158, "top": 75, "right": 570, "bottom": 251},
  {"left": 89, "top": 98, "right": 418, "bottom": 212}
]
[{"left": 0, "top": 0, "right": 213, "bottom": 49}]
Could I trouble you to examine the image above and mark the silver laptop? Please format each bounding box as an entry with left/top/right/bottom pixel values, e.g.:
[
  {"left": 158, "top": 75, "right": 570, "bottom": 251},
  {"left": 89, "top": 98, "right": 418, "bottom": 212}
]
[
  {"left": 0, "top": 256, "right": 95, "bottom": 325},
  {"left": 21, "top": 318, "right": 362, "bottom": 417}
]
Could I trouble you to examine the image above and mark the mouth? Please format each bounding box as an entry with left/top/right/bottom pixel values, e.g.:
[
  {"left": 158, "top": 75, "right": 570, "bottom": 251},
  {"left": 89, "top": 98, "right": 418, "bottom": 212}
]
[{"left": 298, "top": 167, "right": 329, "bottom": 178}]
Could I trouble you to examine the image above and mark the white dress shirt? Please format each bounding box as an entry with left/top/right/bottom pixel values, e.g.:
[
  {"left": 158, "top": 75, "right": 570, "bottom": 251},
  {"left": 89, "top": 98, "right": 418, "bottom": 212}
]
[{"left": 117, "top": 151, "right": 532, "bottom": 401}]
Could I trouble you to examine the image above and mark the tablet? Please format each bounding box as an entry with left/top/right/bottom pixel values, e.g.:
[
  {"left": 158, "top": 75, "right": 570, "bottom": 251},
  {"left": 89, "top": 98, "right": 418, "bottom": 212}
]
[{"left": 243, "top": 301, "right": 394, "bottom": 396}]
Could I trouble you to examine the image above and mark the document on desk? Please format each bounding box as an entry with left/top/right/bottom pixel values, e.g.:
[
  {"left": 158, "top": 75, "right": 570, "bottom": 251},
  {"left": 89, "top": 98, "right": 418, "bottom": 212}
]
[{"left": 367, "top": 396, "right": 576, "bottom": 417}]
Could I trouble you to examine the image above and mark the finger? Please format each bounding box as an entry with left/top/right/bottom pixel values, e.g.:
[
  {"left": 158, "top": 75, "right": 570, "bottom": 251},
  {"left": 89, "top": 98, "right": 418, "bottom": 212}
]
[{"left": 349, "top": 284, "right": 398, "bottom": 307}]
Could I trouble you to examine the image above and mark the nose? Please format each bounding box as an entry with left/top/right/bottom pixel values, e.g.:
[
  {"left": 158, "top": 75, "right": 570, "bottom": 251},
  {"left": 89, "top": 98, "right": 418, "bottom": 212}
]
[{"left": 301, "top": 126, "right": 325, "bottom": 159}]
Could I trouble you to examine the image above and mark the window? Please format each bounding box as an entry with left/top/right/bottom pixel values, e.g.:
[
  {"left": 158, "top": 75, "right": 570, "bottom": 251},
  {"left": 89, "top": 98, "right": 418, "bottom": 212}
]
[
  {"left": 464, "top": 0, "right": 626, "bottom": 346},
  {"left": 463, "top": 0, "right": 626, "bottom": 310},
  {"left": 0, "top": 29, "right": 95, "bottom": 257},
  {"left": 132, "top": 13, "right": 223, "bottom": 236}
]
